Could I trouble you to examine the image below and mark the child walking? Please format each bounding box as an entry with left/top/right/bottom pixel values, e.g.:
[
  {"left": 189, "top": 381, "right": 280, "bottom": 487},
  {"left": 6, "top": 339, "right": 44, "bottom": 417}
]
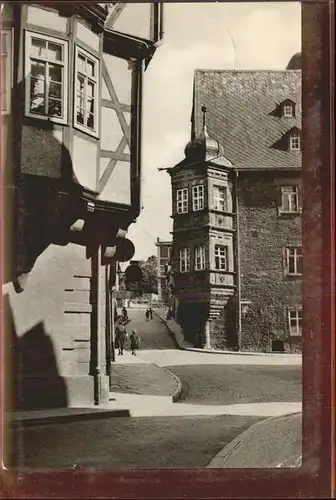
[{"left": 130, "top": 330, "right": 141, "bottom": 356}]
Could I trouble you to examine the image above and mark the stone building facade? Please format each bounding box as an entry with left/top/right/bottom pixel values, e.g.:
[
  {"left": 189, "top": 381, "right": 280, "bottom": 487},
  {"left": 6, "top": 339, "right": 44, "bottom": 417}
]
[
  {"left": 155, "top": 238, "right": 172, "bottom": 304},
  {"left": 168, "top": 67, "right": 302, "bottom": 352}
]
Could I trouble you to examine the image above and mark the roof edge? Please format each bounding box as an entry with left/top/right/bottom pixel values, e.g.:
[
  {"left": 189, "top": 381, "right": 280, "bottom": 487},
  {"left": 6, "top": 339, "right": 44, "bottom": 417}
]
[{"left": 194, "top": 68, "right": 302, "bottom": 74}]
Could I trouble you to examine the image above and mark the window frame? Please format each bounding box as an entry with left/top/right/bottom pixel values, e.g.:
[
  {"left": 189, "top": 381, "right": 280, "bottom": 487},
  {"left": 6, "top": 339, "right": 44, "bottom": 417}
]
[
  {"left": 214, "top": 244, "right": 228, "bottom": 271},
  {"left": 285, "top": 246, "right": 303, "bottom": 276},
  {"left": 160, "top": 264, "right": 166, "bottom": 275},
  {"left": 288, "top": 308, "right": 302, "bottom": 336},
  {"left": 194, "top": 245, "right": 205, "bottom": 271},
  {"left": 289, "top": 129, "right": 301, "bottom": 150},
  {"left": 176, "top": 188, "right": 188, "bottom": 214},
  {"left": 280, "top": 185, "right": 300, "bottom": 214},
  {"left": 283, "top": 103, "right": 293, "bottom": 117},
  {"left": 192, "top": 184, "right": 204, "bottom": 211},
  {"left": 1, "top": 28, "right": 13, "bottom": 115},
  {"left": 24, "top": 30, "right": 68, "bottom": 124},
  {"left": 179, "top": 247, "right": 190, "bottom": 273},
  {"left": 74, "top": 44, "right": 100, "bottom": 138},
  {"left": 213, "top": 185, "right": 228, "bottom": 212}
]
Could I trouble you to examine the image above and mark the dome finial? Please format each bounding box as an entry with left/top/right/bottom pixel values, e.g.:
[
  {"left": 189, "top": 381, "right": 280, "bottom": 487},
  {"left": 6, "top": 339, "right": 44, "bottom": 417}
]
[{"left": 200, "top": 105, "right": 209, "bottom": 137}]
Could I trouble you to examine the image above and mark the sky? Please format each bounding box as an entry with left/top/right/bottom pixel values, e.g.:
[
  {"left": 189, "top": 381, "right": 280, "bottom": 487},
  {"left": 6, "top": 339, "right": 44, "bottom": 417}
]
[{"left": 126, "top": 1, "right": 302, "bottom": 260}]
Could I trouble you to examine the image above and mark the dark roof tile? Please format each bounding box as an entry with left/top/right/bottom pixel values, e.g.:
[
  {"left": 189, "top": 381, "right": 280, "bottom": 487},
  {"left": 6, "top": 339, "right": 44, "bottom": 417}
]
[{"left": 193, "top": 70, "right": 301, "bottom": 170}]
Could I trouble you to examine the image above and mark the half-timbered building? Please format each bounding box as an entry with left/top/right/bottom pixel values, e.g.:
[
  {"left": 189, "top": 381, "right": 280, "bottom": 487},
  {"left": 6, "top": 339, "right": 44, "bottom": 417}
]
[{"left": 1, "top": 2, "right": 163, "bottom": 408}]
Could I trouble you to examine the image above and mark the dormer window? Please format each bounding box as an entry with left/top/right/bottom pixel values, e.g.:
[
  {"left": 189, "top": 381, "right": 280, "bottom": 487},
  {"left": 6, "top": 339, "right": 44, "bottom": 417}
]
[
  {"left": 281, "top": 99, "right": 296, "bottom": 118},
  {"left": 283, "top": 104, "right": 293, "bottom": 117},
  {"left": 289, "top": 129, "right": 301, "bottom": 150}
]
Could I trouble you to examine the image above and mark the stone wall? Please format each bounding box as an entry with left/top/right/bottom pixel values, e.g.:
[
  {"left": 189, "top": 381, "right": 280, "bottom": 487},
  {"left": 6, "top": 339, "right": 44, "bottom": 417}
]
[{"left": 238, "top": 171, "right": 302, "bottom": 352}]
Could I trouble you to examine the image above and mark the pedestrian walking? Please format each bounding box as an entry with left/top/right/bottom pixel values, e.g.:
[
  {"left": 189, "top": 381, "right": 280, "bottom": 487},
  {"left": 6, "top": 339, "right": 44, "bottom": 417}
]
[
  {"left": 149, "top": 307, "right": 153, "bottom": 320},
  {"left": 115, "top": 316, "right": 128, "bottom": 356},
  {"left": 121, "top": 306, "right": 131, "bottom": 325},
  {"left": 145, "top": 309, "right": 150, "bottom": 322},
  {"left": 130, "top": 330, "right": 141, "bottom": 356}
]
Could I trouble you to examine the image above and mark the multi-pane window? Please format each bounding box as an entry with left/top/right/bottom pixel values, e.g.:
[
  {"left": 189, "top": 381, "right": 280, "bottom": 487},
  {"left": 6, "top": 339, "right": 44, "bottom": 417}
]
[
  {"left": 1, "top": 29, "right": 12, "bottom": 114},
  {"left": 25, "top": 31, "right": 68, "bottom": 122},
  {"left": 192, "top": 184, "right": 204, "bottom": 211},
  {"left": 283, "top": 104, "right": 293, "bottom": 117},
  {"left": 176, "top": 188, "right": 188, "bottom": 214},
  {"left": 285, "top": 246, "right": 303, "bottom": 275},
  {"left": 289, "top": 130, "right": 300, "bottom": 150},
  {"left": 280, "top": 186, "right": 300, "bottom": 213},
  {"left": 213, "top": 185, "right": 228, "bottom": 211},
  {"left": 179, "top": 248, "right": 190, "bottom": 273},
  {"left": 215, "top": 245, "right": 228, "bottom": 271},
  {"left": 288, "top": 309, "right": 302, "bottom": 336},
  {"left": 195, "top": 246, "right": 205, "bottom": 270},
  {"left": 75, "top": 46, "right": 99, "bottom": 135}
]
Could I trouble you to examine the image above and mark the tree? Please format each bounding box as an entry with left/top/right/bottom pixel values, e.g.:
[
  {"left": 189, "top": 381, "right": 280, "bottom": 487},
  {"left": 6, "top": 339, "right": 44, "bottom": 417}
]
[{"left": 140, "top": 255, "right": 158, "bottom": 294}]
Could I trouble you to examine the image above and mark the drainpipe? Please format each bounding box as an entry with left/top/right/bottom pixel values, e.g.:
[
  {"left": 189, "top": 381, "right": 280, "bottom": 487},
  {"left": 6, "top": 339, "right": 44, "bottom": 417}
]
[
  {"left": 234, "top": 171, "right": 242, "bottom": 350},
  {"left": 91, "top": 247, "right": 101, "bottom": 405},
  {"left": 110, "top": 262, "right": 116, "bottom": 364},
  {"left": 204, "top": 320, "right": 211, "bottom": 349}
]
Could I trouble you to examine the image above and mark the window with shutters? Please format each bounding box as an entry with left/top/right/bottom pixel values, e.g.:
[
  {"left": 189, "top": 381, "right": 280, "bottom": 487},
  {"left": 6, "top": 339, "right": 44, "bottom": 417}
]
[{"left": 25, "top": 31, "right": 68, "bottom": 123}]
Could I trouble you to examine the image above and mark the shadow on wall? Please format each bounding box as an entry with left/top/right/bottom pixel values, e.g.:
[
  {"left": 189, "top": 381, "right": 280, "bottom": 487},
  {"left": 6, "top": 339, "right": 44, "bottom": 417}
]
[
  {"left": 7, "top": 48, "right": 82, "bottom": 291},
  {"left": 3, "top": 294, "right": 68, "bottom": 410},
  {"left": 11, "top": 122, "right": 81, "bottom": 293},
  {"left": 176, "top": 302, "right": 209, "bottom": 348}
]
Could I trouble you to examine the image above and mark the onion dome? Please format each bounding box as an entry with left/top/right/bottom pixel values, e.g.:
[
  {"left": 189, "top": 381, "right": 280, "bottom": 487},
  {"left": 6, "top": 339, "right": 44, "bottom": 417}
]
[
  {"left": 287, "top": 52, "right": 301, "bottom": 70},
  {"left": 184, "top": 106, "right": 232, "bottom": 167}
]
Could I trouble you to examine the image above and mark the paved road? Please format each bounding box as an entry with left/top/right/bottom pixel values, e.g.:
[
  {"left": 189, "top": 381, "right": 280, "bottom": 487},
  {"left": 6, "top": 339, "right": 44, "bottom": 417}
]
[
  {"left": 124, "top": 309, "right": 176, "bottom": 350},
  {"left": 7, "top": 308, "right": 302, "bottom": 469},
  {"left": 168, "top": 364, "right": 301, "bottom": 406},
  {"left": 7, "top": 414, "right": 262, "bottom": 469}
]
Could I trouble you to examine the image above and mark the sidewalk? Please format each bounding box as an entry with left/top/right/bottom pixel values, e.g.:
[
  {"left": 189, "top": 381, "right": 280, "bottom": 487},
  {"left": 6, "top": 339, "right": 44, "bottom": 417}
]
[
  {"left": 5, "top": 349, "right": 183, "bottom": 427},
  {"left": 207, "top": 412, "right": 302, "bottom": 468},
  {"left": 111, "top": 350, "right": 181, "bottom": 398},
  {"left": 155, "top": 308, "right": 302, "bottom": 363}
]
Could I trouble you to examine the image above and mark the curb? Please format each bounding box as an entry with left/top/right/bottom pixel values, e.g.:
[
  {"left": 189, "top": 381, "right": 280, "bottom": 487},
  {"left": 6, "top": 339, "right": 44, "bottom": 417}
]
[
  {"left": 206, "top": 411, "right": 302, "bottom": 468},
  {"left": 155, "top": 310, "right": 302, "bottom": 358},
  {"left": 6, "top": 408, "right": 131, "bottom": 428},
  {"left": 110, "top": 360, "right": 182, "bottom": 399},
  {"left": 155, "top": 364, "right": 183, "bottom": 402},
  {"left": 154, "top": 310, "right": 185, "bottom": 351}
]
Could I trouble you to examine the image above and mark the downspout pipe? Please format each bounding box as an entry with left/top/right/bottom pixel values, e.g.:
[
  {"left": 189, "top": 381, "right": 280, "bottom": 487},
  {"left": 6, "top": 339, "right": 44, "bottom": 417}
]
[{"left": 234, "top": 170, "right": 242, "bottom": 350}]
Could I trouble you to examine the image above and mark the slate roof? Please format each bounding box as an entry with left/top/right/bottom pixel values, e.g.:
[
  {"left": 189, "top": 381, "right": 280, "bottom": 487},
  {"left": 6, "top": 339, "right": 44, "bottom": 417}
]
[{"left": 192, "top": 70, "right": 301, "bottom": 170}]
